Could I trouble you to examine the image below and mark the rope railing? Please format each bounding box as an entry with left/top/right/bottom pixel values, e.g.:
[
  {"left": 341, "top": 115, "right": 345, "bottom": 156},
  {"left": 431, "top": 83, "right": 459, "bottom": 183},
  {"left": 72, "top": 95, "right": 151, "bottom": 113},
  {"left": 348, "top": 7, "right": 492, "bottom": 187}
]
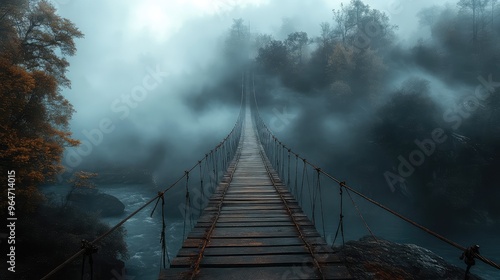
[
  {"left": 41, "top": 86, "right": 246, "bottom": 279},
  {"left": 250, "top": 73, "right": 500, "bottom": 272},
  {"left": 42, "top": 71, "right": 499, "bottom": 279}
]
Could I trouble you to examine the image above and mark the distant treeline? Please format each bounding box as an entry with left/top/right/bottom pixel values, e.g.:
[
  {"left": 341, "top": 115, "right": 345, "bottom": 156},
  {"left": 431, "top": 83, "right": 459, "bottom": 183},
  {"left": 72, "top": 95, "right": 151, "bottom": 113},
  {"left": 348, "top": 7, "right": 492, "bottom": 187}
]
[{"left": 216, "top": 0, "right": 500, "bottom": 226}]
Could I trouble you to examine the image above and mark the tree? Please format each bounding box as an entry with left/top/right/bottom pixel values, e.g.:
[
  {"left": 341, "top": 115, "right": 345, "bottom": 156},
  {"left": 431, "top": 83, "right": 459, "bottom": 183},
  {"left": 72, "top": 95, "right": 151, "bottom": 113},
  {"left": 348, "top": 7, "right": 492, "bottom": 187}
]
[
  {"left": 0, "top": 0, "right": 82, "bottom": 213},
  {"left": 285, "top": 31, "right": 310, "bottom": 66},
  {"left": 373, "top": 78, "right": 439, "bottom": 153},
  {"left": 333, "top": 1, "right": 369, "bottom": 44},
  {"left": 225, "top": 18, "right": 251, "bottom": 64},
  {"left": 70, "top": 171, "right": 98, "bottom": 189},
  {"left": 251, "top": 33, "right": 273, "bottom": 58},
  {"left": 256, "top": 39, "right": 289, "bottom": 75},
  {"left": 253, "top": 34, "right": 273, "bottom": 51},
  {"left": 332, "top": 0, "right": 396, "bottom": 51},
  {"left": 307, "top": 23, "right": 336, "bottom": 88},
  {"left": 318, "top": 22, "right": 335, "bottom": 52},
  {"left": 458, "top": 0, "right": 490, "bottom": 44},
  {"left": 490, "top": 0, "right": 498, "bottom": 24},
  {"left": 328, "top": 43, "right": 355, "bottom": 82}
]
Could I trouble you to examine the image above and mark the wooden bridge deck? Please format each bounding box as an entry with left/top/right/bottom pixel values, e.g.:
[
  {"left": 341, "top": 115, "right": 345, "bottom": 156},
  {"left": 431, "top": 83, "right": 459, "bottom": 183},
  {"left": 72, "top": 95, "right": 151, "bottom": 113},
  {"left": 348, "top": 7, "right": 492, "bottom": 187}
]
[{"left": 159, "top": 110, "right": 353, "bottom": 279}]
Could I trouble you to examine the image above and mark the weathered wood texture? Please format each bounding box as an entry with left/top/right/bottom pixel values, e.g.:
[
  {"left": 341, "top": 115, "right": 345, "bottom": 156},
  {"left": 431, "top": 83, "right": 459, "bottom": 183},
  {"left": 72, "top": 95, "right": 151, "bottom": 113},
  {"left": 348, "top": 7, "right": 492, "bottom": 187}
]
[{"left": 160, "top": 110, "right": 352, "bottom": 279}]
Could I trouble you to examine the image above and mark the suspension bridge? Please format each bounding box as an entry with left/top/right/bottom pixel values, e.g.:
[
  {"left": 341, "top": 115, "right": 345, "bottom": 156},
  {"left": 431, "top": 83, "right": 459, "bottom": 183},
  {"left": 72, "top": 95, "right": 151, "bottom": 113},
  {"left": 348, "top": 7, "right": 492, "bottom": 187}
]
[
  {"left": 41, "top": 75, "right": 500, "bottom": 280},
  {"left": 159, "top": 105, "right": 352, "bottom": 279}
]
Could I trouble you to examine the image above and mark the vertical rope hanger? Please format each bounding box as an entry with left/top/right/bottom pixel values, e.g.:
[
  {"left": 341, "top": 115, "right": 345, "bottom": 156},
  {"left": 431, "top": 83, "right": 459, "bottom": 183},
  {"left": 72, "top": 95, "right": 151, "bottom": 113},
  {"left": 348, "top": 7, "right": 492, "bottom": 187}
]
[
  {"left": 308, "top": 164, "right": 314, "bottom": 217},
  {"left": 213, "top": 148, "right": 219, "bottom": 183},
  {"left": 182, "top": 171, "right": 190, "bottom": 240},
  {"left": 280, "top": 144, "right": 285, "bottom": 177},
  {"left": 332, "top": 182, "right": 345, "bottom": 248},
  {"left": 273, "top": 138, "right": 278, "bottom": 169},
  {"left": 80, "top": 240, "right": 97, "bottom": 280},
  {"left": 287, "top": 149, "right": 291, "bottom": 187},
  {"left": 150, "top": 192, "right": 170, "bottom": 268},
  {"left": 299, "top": 159, "right": 307, "bottom": 207},
  {"left": 316, "top": 168, "right": 326, "bottom": 238},
  {"left": 222, "top": 142, "right": 228, "bottom": 171},
  {"left": 312, "top": 168, "right": 317, "bottom": 224},
  {"left": 208, "top": 152, "right": 215, "bottom": 194},
  {"left": 294, "top": 154, "right": 299, "bottom": 196},
  {"left": 198, "top": 161, "right": 204, "bottom": 217}
]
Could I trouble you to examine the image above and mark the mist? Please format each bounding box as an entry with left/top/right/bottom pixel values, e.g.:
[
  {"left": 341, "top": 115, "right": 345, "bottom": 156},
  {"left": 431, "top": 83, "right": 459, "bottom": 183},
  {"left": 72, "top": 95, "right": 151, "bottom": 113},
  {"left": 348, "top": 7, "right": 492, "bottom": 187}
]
[{"left": 40, "top": 0, "right": 500, "bottom": 278}]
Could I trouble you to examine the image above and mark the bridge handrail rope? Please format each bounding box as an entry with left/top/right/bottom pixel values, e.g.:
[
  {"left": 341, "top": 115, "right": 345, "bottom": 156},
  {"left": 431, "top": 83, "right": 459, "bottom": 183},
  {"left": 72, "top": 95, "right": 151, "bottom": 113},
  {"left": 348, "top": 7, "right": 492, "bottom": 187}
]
[
  {"left": 258, "top": 140, "right": 326, "bottom": 279},
  {"left": 250, "top": 73, "right": 500, "bottom": 271},
  {"left": 41, "top": 80, "right": 246, "bottom": 279}
]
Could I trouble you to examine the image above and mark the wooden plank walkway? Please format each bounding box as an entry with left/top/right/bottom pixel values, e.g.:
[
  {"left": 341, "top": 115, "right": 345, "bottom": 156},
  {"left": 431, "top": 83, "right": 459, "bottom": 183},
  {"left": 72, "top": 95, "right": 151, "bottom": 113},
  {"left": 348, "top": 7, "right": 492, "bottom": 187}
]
[{"left": 159, "top": 109, "right": 352, "bottom": 279}]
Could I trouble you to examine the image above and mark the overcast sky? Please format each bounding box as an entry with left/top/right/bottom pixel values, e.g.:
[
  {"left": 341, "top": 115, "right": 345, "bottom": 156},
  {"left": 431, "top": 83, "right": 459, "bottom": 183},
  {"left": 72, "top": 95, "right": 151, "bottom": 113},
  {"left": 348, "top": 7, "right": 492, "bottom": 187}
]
[{"left": 51, "top": 0, "right": 450, "bottom": 179}]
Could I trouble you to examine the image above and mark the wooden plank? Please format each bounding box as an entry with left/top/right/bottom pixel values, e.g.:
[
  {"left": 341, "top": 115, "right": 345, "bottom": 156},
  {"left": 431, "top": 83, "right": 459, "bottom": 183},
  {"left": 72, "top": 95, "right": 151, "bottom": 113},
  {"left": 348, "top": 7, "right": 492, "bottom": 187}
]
[
  {"left": 214, "top": 196, "right": 284, "bottom": 200},
  {"left": 194, "top": 221, "right": 314, "bottom": 228},
  {"left": 214, "top": 197, "right": 297, "bottom": 202},
  {"left": 212, "top": 213, "right": 307, "bottom": 218},
  {"left": 206, "top": 211, "right": 293, "bottom": 217},
  {"left": 217, "top": 195, "right": 290, "bottom": 198},
  {"left": 161, "top": 114, "right": 353, "bottom": 279},
  {"left": 217, "top": 209, "right": 288, "bottom": 214},
  {"left": 160, "top": 266, "right": 353, "bottom": 280},
  {"left": 214, "top": 209, "right": 303, "bottom": 215},
  {"left": 225, "top": 189, "right": 277, "bottom": 194},
  {"left": 222, "top": 192, "right": 292, "bottom": 196},
  {"left": 228, "top": 183, "right": 287, "bottom": 188},
  {"left": 197, "top": 213, "right": 307, "bottom": 221},
  {"left": 211, "top": 196, "right": 286, "bottom": 200},
  {"left": 187, "top": 227, "right": 320, "bottom": 239},
  {"left": 230, "top": 179, "right": 272, "bottom": 183},
  {"left": 216, "top": 216, "right": 310, "bottom": 223},
  {"left": 190, "top": 225, "right": 316, "bottom": 234},
  {"left": 221, "top": 204, "right": 299, "bottom": 210},
  {"left": 206, "top": 203, "right": 297, "bottom": 208},
  {"left": 177, "top": 245, "right": 311, "bottom": 257},
  {"left": 217, "top": 200, "right": 286, "bottom": 204},
  {"left": 171, "top": 254, "right": 341, "bottom": 267},
  {"left": 195, "top": 222, "right": 300, "bottom": 228},
  {"left": 217, "top": 206, "right": 289, "bottom": 211},
  {"left": 181, "top": 237, "right": 327, "bottom": 248}
]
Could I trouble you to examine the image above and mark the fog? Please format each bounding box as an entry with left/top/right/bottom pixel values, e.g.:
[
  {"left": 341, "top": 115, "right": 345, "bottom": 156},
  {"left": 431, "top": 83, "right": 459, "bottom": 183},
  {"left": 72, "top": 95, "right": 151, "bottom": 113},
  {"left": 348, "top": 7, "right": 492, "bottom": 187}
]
[
  {"left": 49, "top": 0, "right": 500, "bottom": 223},
  {"left": 33, "top": 0, "right": 500, "bottom": 278},
  {"left": 56, "top": 0, "right": 429, "bottom": 179}
]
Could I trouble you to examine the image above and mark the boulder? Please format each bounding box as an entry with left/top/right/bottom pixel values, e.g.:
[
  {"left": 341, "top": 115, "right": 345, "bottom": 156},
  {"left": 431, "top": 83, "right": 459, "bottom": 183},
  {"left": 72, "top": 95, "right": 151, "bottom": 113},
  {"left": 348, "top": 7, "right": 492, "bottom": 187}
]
[
  {"left": 67, "top": 190, "right": 125, "bottom": 217},
  {"left": 339, "top": 236, "right": 482, "bottom": 280}
]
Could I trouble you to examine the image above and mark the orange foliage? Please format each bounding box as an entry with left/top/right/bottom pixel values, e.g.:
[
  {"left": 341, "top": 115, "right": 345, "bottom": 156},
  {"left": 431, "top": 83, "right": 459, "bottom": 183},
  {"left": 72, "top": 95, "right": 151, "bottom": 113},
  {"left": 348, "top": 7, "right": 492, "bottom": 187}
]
[
  {"left": 0, "top": 0, "right": 82, "bottom": 214},
  {"left": 69, "top": 171, "right": 99, "bottom": 189}
]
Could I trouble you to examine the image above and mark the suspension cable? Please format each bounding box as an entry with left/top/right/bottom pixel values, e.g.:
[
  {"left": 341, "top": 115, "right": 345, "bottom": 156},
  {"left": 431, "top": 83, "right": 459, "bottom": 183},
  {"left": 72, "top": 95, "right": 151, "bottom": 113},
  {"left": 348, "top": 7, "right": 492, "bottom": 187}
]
[
  {"left": 41, "top": 91, "right": 245, "bottom": 280},
  {"left": 258, "top": 137, "right": 325, "bottom": 280},
  {"left": 344, "top": 187, "right": 377, "bottom": 242},
  {"left": 250, "top": 74, "right": 500, "bottom": 271}
]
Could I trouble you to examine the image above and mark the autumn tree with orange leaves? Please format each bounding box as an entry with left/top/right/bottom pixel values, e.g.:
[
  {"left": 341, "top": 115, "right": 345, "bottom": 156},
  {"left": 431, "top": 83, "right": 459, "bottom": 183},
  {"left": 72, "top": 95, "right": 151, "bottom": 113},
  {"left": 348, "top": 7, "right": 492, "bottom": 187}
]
[{"left": 0, "top": 0, "right": 83, "bottom": 213}]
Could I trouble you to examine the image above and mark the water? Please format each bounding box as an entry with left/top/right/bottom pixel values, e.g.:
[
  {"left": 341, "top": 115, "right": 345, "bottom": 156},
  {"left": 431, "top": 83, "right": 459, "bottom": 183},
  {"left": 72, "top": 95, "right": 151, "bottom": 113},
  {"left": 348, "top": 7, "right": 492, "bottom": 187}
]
[
  {"left": 41, "top": 184, "right": 184, "bottom": 280},
  {"left": 98, "top": 184, "right": 184, "bottom": 280},
  {"left": 42, "top": 184, "right": 499, "bottom": 279}
]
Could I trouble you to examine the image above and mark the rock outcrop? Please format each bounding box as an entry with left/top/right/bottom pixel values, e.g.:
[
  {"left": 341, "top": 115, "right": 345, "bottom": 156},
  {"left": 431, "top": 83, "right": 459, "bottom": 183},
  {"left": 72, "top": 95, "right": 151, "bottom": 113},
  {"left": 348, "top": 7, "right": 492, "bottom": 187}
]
[
  {"left": 339, "top": 236, "right": 482, "bottom": 280},
  {"left": 67, "top": 190, "right": 125, "bottom": 217}
]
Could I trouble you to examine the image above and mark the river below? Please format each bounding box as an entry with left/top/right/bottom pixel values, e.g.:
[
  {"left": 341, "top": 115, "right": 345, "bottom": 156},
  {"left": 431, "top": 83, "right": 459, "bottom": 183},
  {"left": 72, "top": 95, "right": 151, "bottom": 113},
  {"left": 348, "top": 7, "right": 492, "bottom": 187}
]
[{"left": 42, "top": 184, "right": 499, "bottom": 279}]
